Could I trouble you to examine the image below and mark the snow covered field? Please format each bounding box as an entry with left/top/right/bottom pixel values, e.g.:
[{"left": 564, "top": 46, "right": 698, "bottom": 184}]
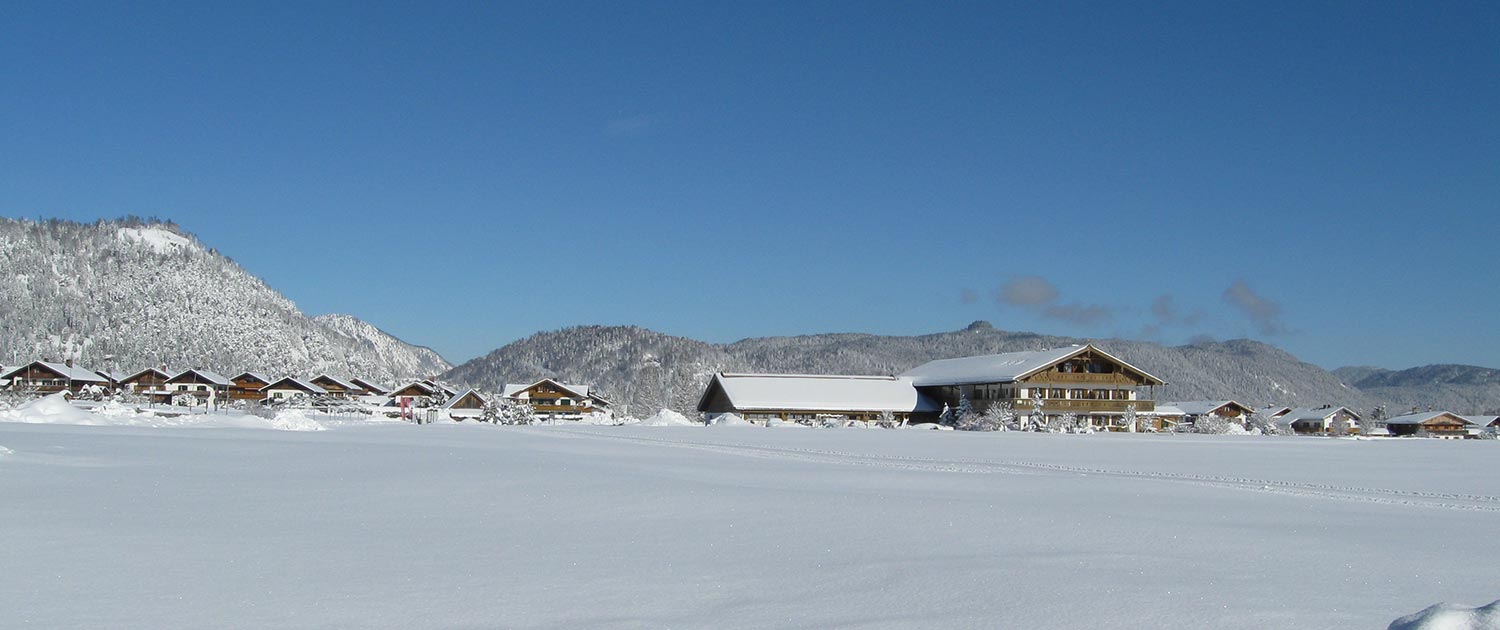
[{"left": 2, "top": 414, "right": 1498, "bottom": 628}]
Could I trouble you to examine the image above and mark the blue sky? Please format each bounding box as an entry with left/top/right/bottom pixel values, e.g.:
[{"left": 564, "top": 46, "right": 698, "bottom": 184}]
[{"left": 2, "top": 1, "right": 1496, "bottom": 369}]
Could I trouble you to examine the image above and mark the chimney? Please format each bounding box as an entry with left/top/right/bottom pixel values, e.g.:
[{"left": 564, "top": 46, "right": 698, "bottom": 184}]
[{"left": 66, "top": 358, "right": 74, "bottom": 368}]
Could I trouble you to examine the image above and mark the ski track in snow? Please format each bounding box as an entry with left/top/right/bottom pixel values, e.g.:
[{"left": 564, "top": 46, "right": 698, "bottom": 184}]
[{"left": 538, "top": 428, "right": 1500, "bottom": 513}]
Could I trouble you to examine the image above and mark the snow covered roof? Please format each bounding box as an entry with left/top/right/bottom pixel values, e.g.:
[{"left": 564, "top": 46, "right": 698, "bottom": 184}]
[
  {"left": 167, "top": 369, "right": 231, "bottom": 386},
  {"left": 440, "top": 389, "right": 488, "bottom": 410},
  {"left": 1, "top": 361, "right": 109, "bottom": 383},
  {"left": 122, "top": 367, "right": 173, "bottom": 383},
  {"left": 1461, "top": 415, "right": 1499, "bottom": 427},
  {"left": 1162, "top": 401, "right": 1249, "bottom": 416},
  {"left": 1259, "top": 406, "right": 1292, "bottom": 417},
  {"left": 503, "top": 379, "right": 592, "bottom": 400},
  {"left": 1386, "top": 411, "right": 1472, "bottom": 426},
  {"left": 231, "top": 372, "right": 271, "bottom": 385},
  {"left": 1276, "top": 406, "right": 1361, "bottom": 424},
  {"left": 391, "top": 381, "right": 439, "bottom": 397},
  {"left": 260, "top": 377, "right": 327, "bottom": 395},
  {"left": 311, "top": 375, "right": 358, "bottom": 391},
  {"left": 348, "top": 376, "right": 388, "bottom": 394},
  {"left": 900, "top": 344, "right": 1165, "bottom": 387},
  {"left": 698, "top": 373, "right": 942, "bottom": 413},
  {"left": 1149, "top": 405, "right": 1186, "bottom": 417},
  {"left": 94, "top": 369, "right": 125, "bottom": 382}
]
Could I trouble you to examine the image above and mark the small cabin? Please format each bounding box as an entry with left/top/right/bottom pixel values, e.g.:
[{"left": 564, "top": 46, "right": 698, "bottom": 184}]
[{"left": 1, "top": 361, "right": 109, "bottom": 394}]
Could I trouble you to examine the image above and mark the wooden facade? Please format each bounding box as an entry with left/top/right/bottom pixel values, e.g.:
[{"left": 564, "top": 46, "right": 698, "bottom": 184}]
[
  {"left": 506, "top": 379, "right": 607, "bottom": 421},
  {"left": 229, "top": 372, "right": 271, "bottom": 400},
  {"left": 913, "top": 346, "right": 1165, "bottom": 431},
  {"left": 121, "top": 368, "right": 174, "bottom": 394},
  {"left": 2, "top": 361, "right": 109, "bottom": 394},
  {"left": 1387, "top": 412, "right": 1471, "bottom": 438}
]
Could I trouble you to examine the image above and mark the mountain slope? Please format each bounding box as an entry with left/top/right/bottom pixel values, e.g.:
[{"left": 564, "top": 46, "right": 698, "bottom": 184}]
[
  {"left": 0, "top": 218, "right": 450, "bottom": 382},
  {"left": 445, "top": 321, "right": 1491, "bottom": 417},
  {"left": 1334, "top": 364, "right": 1500, "bottom": 415}
]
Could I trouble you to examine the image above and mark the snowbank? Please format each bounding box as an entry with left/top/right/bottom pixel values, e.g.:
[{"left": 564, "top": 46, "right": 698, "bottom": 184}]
[
  {"left": 707, "top": 413, "right": 754, "bottom": 427},
  {"left": 0, "top": 394, "right": 324, "bottom": 431},
  {"left": 1390, "top": 600, "right": 1500, "bottom": 630},
  {"left": 637, "top": 409, "right": 701, "bottom": 427}
]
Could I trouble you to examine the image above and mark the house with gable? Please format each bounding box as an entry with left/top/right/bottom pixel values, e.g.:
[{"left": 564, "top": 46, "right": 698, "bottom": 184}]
[
  {"left": 503, "top": 378, "right": 610, "bottom": 422},
  {"left": 1, "top": 360, "right": 110, "bottom": 394},
  {"left": 900, "top": 344, "right": 1166, "bottom": 431},
  {"left": 697, "top": 373, "right": 939, "bottom": 425}
]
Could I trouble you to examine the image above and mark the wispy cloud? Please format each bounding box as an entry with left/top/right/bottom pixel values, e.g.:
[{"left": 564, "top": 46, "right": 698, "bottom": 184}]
[
  {"left": 959, "top": 288, "right": 979, "bottom": 304},
  {"left": 996, "top": 275, "right": 1112, "bottom": 327},
  {"left": 1222, "top": 280, "right": 1286, "bottom": 335}
]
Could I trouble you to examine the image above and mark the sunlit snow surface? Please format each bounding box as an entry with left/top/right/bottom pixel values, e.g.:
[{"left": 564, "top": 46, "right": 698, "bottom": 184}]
[{"left": 2, "top": 418, "right": 1497, "bottom": 629}]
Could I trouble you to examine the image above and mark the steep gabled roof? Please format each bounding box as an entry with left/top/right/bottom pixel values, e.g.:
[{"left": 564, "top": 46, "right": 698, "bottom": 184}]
[
  {"left": 1163, "top": 400, "right": 1251, "bottom": 417},
  {"left": 260, "top": 377, "right": 327, "bottom": 395},
  {"left": 166, "top": 368, "right": 231, "bottom": 387},
  {"left": 697, "top": 372, "right": 941, "bottom": 414},
  {"left": 2, "top": 361, "right": 109, "bottom": 383},
  {"left": 311, "top": 375, "right": 358, "bottom": 391},
  {"left": 1276, "top": 406, "right": 1362, "bottom": 425},
  {"left": 1461, "top": 415, "right": 1500, "bottom": 427},
  {"left": 900, "top": 344, "right": 1165, "bottom": 387},
  {"left": 440, "top": 389, "right": 488, "bottom": 410},
  {"left": 390, "top": 381, "right": 440, "bottom": 397},
  {"left": 122, "top": 367, "right": 174, "bottom": 383},
  {"left": 504, "top": 378, "right": 591, "bottom": 400},
  {"left": 230, "top": 371, "right": 271, "bottom": 385},
  {"left": 1386, "top": 411, "right": 1471, "bottom": 426},
  {"left": 348, "top": 376, "right": 389, "bottom": 394}
]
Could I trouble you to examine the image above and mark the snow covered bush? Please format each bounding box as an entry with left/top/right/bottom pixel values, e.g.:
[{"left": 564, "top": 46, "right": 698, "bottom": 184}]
[
  {"left": 874, "top": 410, "right": 901, "bottom": 429},
  {"left": 1194, "top": 415, "right": 1237, "bottom": 434},
  {"left": 492, "top": 399, "right": 536, "bottom": 425},
  {"left": 959, "top": 401, "right": 1014, "bottom": 431}
]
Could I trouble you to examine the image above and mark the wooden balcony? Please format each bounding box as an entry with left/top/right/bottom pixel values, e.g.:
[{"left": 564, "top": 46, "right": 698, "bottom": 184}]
[
  {"left": 1004, "top": 398, "right": 1155, "bottom": 413},
  {"left": 1028, "top": 372, "right": 1136, "bottom": 385}
]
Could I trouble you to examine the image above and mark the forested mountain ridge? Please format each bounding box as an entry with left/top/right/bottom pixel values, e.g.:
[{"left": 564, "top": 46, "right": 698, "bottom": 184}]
[
  {"left": 444, "top": 321, "right": 1500, "bottom": 418},
  {"left": 0, "top": 218, "right": 450, "bottom": 382}
]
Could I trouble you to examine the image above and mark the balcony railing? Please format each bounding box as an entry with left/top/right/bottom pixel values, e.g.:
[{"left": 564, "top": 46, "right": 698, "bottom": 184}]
[
  {"left": 1001, "top": 398, "right": 1156, "bottom": 413},
  {"left": 1030, "top": 372, "right": 1136, "bottom": 384}
]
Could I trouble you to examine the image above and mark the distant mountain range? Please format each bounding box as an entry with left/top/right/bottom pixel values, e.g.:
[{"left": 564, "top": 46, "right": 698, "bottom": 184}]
[
  {"left": 442, "top": 321, "right": 1500, "bottom": 417},
  {"left": 4, "top": 217, "right": 1494, "bottom": 417},
  {"left": 0, "top": 218, "right": 450, "bottom": 383}
]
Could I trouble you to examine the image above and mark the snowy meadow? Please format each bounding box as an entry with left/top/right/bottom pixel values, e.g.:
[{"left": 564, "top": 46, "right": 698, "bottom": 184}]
[{"left": 2, "top": 408, "right": 1498, "bottom": 629}]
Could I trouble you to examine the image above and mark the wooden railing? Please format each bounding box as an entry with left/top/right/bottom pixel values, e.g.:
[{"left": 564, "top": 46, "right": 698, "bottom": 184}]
[
  {"left": 1030, "top": 372, "right": 1135, "bottom": 384},
  {"left": 1002, "top": 399, "right": 1156, "bottom": 413}
]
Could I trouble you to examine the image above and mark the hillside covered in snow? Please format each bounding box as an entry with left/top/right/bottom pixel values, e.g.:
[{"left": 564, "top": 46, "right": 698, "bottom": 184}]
[
  {"left": 445, "top": 322, "right": 1500, "bottom": 418},
  {"left": 0, "top": 218, "right": 451, "bottom": 382}
]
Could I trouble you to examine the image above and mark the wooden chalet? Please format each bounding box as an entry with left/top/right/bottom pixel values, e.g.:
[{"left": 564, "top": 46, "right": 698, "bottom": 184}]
[
  {"left": 1162, "top": 400, "right": 1256, "bottom": 428},
  {"left": 164, "top": 369, "right": 232, "bottom": 401},
  {"left": 441, "top": 389, "right": 489, "bottom": 420},
  {"left": 503, "top": 378, "right": 609, "bottom": 421},
  {"left": 389, "top": 381, "right": 444, "bottom": 406},
  {"left": 900, "top": 344, "right": 1166, "bottom": 431},
  {"left": 348, "top": 376, "right": 389, "bottom": 397},
  {"left": 120, "top": 367, "right": 174, "bottom": 394},
  {"left": 260, "top": 377, "right": 328, "bottom": 402},
  {"left": 697, "top": 373, "right": 939, "bottom": 425},
  {"left": 1385, "top": 411, "right": 1472, "bottom": 439},
  {"left": 1, "top": 360, "right": 110, "bottom": 394},
  {"left": 309, "top": 375, "right": 359, "bottom": 399},
  {"left": 229, "top": 372, "right": 272, "bottom": 400},
  {"left": 1274, "top": 406, "right": 1362, "bottom": 435}
]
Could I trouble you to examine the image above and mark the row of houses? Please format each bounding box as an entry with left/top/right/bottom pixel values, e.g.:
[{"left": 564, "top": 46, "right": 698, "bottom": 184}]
[
  {"left": 0, "top": 360, "right": 611, "bottom": 422},
  {"left": 693, "top": 344, "right": 1500, "bottom": 437},
  {"left": 1152, "top": 400, "right": 1499, "bottom": 438}
]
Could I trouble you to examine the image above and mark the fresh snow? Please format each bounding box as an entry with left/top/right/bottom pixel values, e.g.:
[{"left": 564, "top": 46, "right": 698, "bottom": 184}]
[
  {"left": 635, "top": 408, "right": 700, "bottom": 426},
  {"left": 2, "top": 413, "right": 1498, "bottom": 628},
  {"left": 0, "top": 393, "right": 328, "bottom": 431},
  {"left": 116, "top": 226, "right": 195, "bottom": 253},
  {"left": 1388, "top": 600, "right": 1500, "bottom": 630}
]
